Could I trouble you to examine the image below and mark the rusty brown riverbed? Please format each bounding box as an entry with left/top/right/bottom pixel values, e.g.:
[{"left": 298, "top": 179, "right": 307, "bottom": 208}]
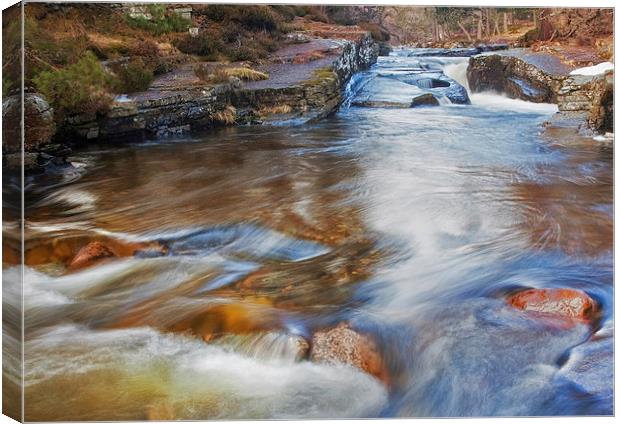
[{"left": 3, "top": 53, "right": 613, "bottom": 419}]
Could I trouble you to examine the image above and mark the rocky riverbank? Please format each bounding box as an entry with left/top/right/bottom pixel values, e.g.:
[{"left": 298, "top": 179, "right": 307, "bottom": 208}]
[
  {"left": 2, "top": 32, "right": 378, "bottom": 173},
  {"left": 467, "top": 51, "right": 613, "bottom": 138}
]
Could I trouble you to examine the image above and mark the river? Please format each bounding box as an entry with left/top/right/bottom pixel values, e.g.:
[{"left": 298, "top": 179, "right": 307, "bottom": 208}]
[{"left": 6, "top": 50, "right": 613, "bottom": 419}]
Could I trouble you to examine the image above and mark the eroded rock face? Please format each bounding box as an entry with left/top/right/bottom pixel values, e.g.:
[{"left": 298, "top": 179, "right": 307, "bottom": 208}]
[
  {"left": 2, "top": 93, "right": 55, "bottom": 152},
  {"left": 507, "top": 288, "right": 597, "bottom": 324},
  {"left": 310, "top": 323, "right": 388, "bottom": 384},
  {"left": 467, "top": 54, "right": 564, "bottom": 103}
]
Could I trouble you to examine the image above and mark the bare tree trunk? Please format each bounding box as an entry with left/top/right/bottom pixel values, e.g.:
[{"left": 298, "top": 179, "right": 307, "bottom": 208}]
[
  {"left": 503, "top": 12, "right": 508, "bottom": 33},
  {"left": 494, "top": 17, "right": 501, "bottom": 36},
  {"left": 477, "top": 17, "right": 483, "bottom": 40},
  {"left": 458, "top": 20, "right": 472, "bottom": 41},
  {"left": 485, "top": 9, "right": 491, "bottom": 36}
]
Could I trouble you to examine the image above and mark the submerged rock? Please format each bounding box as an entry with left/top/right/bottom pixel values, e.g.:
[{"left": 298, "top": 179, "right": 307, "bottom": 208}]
[
  {"left": 399, "top": 72, "right": 470, "bottom": 104},
  {"left": 507, "top": 288, "right": 597, "bottom": 324},
  {"left": 167, "top": 300, "right": 278, "bottom": 342},
  {"left": 68, "top": 241, "right": 118, "bottom": 270},
  {"left": 215, "top": 332, "right": 310, "bottom": 362},
  {"left": 351, "top": 100, "right": 413, "bottom": 108},
  {"left": 410, "top": 93, "right": 440, "bottom": 107},
  {"left": 310, "top": 323, "right": 388, "bottom": 384},
  {"left": 67, "top": 239, "right": 168, "bottom": 270}
]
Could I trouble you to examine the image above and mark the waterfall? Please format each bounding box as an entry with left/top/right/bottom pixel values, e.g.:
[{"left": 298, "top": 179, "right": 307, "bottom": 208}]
[
  {"left": 443, "top": 59, "right": 470, "bottom": 94},
  {"left": 341, "top": 71, "right": 375, "bottom": 109}
]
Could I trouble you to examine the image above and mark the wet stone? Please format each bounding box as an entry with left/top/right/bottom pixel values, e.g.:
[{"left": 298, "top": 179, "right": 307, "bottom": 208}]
[
  {"left": 507, "top": 288, "right": 597, "bottom": 325},
  {"left": 68, "top": 241, "right": 118, "bottom": 271},
  {"left": 310, "top": 323, "right": 388, "bottom": 385}
]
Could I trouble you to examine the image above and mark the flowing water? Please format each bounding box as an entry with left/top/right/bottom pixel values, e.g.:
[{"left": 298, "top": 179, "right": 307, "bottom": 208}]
[{"left": 4, "top": 51, "right": 613, "bottom": 419}]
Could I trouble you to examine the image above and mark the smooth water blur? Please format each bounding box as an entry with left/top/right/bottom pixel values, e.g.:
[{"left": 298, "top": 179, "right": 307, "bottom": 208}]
[{"left": 11, "top": 52, "right": 613, "bottom": 419}]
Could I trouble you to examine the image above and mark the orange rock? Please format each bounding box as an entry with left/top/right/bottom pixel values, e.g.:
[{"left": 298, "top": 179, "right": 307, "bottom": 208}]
[
  {"left": 67, "top": 241, "right": 117, "bottom": 271},
  {"left": 145, "top": 400, "right": 175, "bottom": 420},
  {"left": 507, "top": 288, "right": 597, "bottom": 324},
  {"left": 65, "top": 239, "right": 168, "bottom": 271},
  {"left": 310, "top": 323, "right": 389, "bottom": 385},
  {"left": 2, "top": 243, "right": 20, "bottom": 264},
  {"left": 168, "top": 300, "right": 276, "bottom": 342}
]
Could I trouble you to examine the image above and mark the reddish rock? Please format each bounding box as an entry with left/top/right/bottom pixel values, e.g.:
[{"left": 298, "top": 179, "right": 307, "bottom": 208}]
[
  {"left": 68, "top": 241, "right": 117, "bottom": 270},
  {"left": 507, "top": 288, "right": 597, "bottom": 324},
  {"left": 310, "top": 323, "right": 389, "bottom": 385},
  {"left": 65, "top": 239, "right": 168, "bottom": 271}
]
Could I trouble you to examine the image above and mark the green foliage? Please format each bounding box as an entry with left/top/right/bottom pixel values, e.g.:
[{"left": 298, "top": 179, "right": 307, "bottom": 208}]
[
  {"left": 3, "top": 76, "right": 14, "bottom": 97},
  {"left": 175, "top": 24, "right": 278, "bottom": 62},
  {"left": 303, "top": 66, "right": 337, "bottom": 86},
  {"left": 33, "top": 51, "right": 114, "bottom": 118},
  {"left": 126, "top": 5, "right": 190, "bottom": 35},
  {"left": 174, "top": 28, "right": 225, "bottom": 59},
  {"left": 113, "top": 58, "right": 154, "bottom": 93},
  {"left": 305, "top": 7, "right": 330, "bottom": 23},
  {"left": 233, "top": 6, "right": 281, "bottom": 32},
  {"left": 199, "top": 4, "right": 238, "bottom": 21},
  {"left": 2, "top": 18, "right": 22, "bottom": 88},
  {"left": 127, "top": 40, "right": 173, "bottom": 75}
]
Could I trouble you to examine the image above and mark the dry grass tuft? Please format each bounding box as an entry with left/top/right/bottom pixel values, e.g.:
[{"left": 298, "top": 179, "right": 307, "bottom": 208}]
[
  {"left": 223, "top": 67, "right": 269, "bottom": 81},
  {"left": 257, "top": 104, "right": 293, "bottom": 116},
  {"left": 194, "top": 65, "right": 269, "bottom": 84},
  {"left": 212, "top": 105, "right": 237, "bottom": 125}
]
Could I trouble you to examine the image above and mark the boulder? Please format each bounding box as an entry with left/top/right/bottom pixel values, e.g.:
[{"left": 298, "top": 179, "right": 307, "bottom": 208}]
[
  {"left": 410, "top": 93, "right": 440, "bottom": 107},
  {"left": 310, "top": 323, "right": 388, "bottom": 384},
  {"left": 467, "top": 54, "right": 565, "bottom": 103},
  {"left": 507, "top": 288, "right": 597, "bottom": 324},
  {"left": 2, "top": 93, "right": 55, "bottom": 153},
  {"left": 68, "top": 241, "right": 118, "bottom": 270},
  {"left": 400, "top": 73, "right": 470, "bottom": 104}
]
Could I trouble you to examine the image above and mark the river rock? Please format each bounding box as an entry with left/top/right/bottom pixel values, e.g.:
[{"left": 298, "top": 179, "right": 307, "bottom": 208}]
[
  {"left": 68, "top": 241, "right": 118, "bottom": 270},
  {"left": 166, "top": 300, "right": 277, "bottom": 342},
  {"left": 410, "top": 93, "right": 439, "bottom": 107},
  {"left": 310, "top": 323, "right": 388, "bottom": 384},
  {"left": 399, "top": 72, "right": 470, "bottom": 104},
  {"left": 507, "top": 288, "right": 597, "bottom": 324},
  {"left": 557, "top": 70, "right": 614, "bottom": 133},
  {"left": 350, "top": 100, "right": 412, "bottom": 108},
  {"left": 2, "top": 93, "right": 55, "bottom": 153},
  {"left": 467, "top": 54, "right": 565, "bottom": 103}
]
